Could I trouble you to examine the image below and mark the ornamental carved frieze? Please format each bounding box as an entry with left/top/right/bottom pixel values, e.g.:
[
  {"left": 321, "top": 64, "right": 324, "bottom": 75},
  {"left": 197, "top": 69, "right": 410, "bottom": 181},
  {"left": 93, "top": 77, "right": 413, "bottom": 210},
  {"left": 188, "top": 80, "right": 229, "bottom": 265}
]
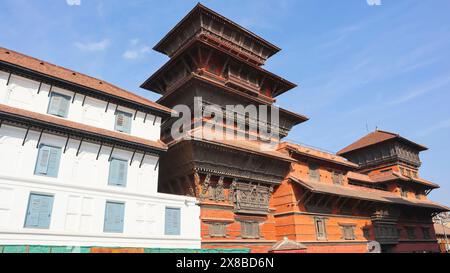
[
  {"left": 199, "top": 174, "right": 226, "bottom": 202},
  {"left": 230, "top": 180, "right": 273, "bottom": 214}
]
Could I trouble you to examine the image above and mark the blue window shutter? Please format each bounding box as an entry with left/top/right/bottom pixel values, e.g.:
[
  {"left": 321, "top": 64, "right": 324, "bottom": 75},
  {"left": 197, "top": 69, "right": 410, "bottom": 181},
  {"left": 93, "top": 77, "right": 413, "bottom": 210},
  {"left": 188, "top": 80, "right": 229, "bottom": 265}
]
[
  {"left": 165, "top": 207, "right": 181, "bottom": 235},
  {"left": 35, "top": 146, "right": 51, "bottom": 175},
  {"left": 25, "top": 194, "right": 54, "bottom": 229},
  {"left": 35, "top": 145, "right": 61, "bottom": 177},
  {"left": 48, "top": 93, "right": 70, "bottom": 118},
  {"left": 123, "top": 112, "right": 132, "bottom": 133},
  {"left": 108, "top": 158, "right": 128, "bottom": 187},
  {"left": 104, "top": 202, "right": 125, "bottom": 233},
  {"left": 46, "top": 147, "right": 62, "bottom": 177},
  {"left": 115, "top": 111, "right": 132, "bottom": 133},
  {"left": 57, "top": 95, "right": 70, "bottom": 117}
]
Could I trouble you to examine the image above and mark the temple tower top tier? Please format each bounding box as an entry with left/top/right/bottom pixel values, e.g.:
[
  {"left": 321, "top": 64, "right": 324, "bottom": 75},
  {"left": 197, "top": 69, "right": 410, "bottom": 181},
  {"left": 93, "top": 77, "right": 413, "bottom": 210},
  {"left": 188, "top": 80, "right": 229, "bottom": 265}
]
[
  {"left": 153, "top": 3, "right": 280, "bottom": 66},
  {"left": 338, "top": 129, "right": 428, "bottom": 170}
]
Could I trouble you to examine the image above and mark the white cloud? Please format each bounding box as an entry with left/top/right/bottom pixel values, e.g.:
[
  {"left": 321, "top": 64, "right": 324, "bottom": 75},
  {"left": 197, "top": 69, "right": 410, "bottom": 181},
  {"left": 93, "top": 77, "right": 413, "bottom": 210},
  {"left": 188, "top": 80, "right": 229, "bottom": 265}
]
[
  {"left": 418, "top": 118, "right": 450, "bottom": 137},
  {"left": 66, "top": 0, "right": 81, "bottom": 6},
  {"left": 389, "top": 75, "right": 450, "bottom": 106},
  {"left": 75, "top": 39, "right": 110, "bottom": 51},
  {"left": 122, "top": 39, "right": 151, "bottom": 60},
  {"left": 367, "top": 0, "right": 381, "bottom": 6}
]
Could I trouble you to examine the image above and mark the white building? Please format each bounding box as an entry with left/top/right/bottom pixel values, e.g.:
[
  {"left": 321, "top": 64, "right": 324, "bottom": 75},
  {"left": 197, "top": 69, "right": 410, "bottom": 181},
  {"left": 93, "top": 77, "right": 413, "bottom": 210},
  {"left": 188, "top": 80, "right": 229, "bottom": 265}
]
[{"left": 0, "top": 47, "right": 200, "bottom": 249}]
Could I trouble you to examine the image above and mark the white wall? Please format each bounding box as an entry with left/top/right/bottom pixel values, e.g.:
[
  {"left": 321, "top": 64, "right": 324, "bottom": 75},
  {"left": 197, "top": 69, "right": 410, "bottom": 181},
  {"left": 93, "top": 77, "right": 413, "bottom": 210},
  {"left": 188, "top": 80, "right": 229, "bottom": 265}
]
[
  {"left": 0, "top": 117, "right": 200, "bottom": 248},
  {"left": 0, "top": 71, "right": 162, "bottom": 142}
]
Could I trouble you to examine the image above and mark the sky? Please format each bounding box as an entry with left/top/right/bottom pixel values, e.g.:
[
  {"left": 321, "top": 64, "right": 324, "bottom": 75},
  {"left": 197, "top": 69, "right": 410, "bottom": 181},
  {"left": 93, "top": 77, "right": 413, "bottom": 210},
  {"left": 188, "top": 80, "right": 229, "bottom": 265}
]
[{"left": 0, "top": 0, "right": 449, "bottom": 206}]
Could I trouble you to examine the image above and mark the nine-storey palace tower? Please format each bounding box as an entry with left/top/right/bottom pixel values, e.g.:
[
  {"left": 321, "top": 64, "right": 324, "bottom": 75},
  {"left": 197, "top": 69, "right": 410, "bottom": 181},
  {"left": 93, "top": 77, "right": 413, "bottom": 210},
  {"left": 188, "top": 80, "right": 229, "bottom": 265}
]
[{"left": 141, "top": 3, "right": 307, "bottom": 251}]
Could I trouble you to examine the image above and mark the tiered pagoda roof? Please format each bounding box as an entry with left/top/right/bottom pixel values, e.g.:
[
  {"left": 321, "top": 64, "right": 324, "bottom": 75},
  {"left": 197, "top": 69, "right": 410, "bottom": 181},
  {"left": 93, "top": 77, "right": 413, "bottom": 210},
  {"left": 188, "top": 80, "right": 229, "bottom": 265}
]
[
  {"left": 289, "top": 175, "right": 448, "bottom": 211},
  {"left": 338, "top": 129, "right": 428, "bottom": 156},
  {"left": 153, "top": 3, "right": 280, "bottom": 66}
]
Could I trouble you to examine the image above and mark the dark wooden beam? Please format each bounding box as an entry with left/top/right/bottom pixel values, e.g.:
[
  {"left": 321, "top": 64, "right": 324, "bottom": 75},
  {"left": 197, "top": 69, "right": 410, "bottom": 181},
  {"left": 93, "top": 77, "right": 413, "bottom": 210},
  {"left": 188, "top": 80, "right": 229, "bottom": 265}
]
[
  {"left": 48, "top": 85, "right": 53, "bottom": 96},
  {"left": 220, "top": 58, "right": 230, "bottom": 77},
  {"left": 96, "top": 142, "right": 103, "bottom": 160},
  {"left": 181, "top": 56, "right": 192, "bottom": 72},
  {"left": 22, "top": 125, "right": 31, "bottom": 146},
  {"left": 71, "top": 93, "right": 77, "bottom": 103},
  {"left": 105, "top": 101, "right": 110, "bottom": 113},
  {"left": 303, "top": 192, "right": 315, "bottom": 207},
  {"left": 188, "top": 52, "right": 198, "bottom": 67},
  {"left": 332, "top": 196, "right": 342, "bottom": 209},
  {"left": 81, "top": 95, "right": 87, "bottom": 106},
  {"left": 133, "top": 109, "right": 138, "bottom": 120},
  {"left": 204, "top": 49, "right": 213, "bottom": 67},
  {"left": 6, "top": 73, "right": 12, "bottom": 86},
  {"left": 76, "top": 138, "right": 84, "bottom": 156},
  {"left": 37, "top": 82, "right": 43, "bottom": 94},
  {"left": 63, "top": 135, "right": 70, "bottom": 153},
  {"left": 323, "top": 195, "right": 334, "bottom": 208},
  {"left": 130, "top": 149, "right": 137, "bottom": 166},
  {"left": 154, "top": 158, "right": 160, "bottom": 171},
  {"left": 315, "top": 194, "right": 326, "bottom": 207},
  {"left": 338, "top": 198, "right": 349, "bottom": 210},
  {"left": 108, "top": 144, "right": 115, "bottom": 162},
  {"left": 35, "top": 129, "right": 44, "bottom": 148},
  {"left": 143, "top": 113, "right": 148, "bottom": 123},
  {"left": 139, "top": 152, "right": 146, "bottom": 168}
]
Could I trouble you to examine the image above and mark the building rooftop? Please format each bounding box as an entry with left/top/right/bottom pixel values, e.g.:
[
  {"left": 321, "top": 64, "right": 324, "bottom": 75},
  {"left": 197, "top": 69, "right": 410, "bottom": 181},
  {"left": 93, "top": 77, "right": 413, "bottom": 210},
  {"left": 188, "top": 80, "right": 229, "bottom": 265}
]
[
  {"left": 290, "top": 175, "right": 448, "bottom": 211},
  {"left": 153, "top": 3, "right": 281, "bottom": 64},
  {"left": 337, "top": 129, "right": 428, "bottom": 156},
  {"left": 0, "top": 47, "right": 173, "bottom": 116},
  {"left": 279, "top": 142, "right": 358, "bottom": 168}
]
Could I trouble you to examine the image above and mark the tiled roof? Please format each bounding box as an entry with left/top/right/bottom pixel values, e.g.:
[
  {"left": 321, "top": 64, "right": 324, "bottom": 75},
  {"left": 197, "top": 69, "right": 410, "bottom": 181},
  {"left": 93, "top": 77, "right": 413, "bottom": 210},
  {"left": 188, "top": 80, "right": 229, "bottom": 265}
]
[
  {"left": 153, "top": 3, "right": 280, "bottom": 58},
  {"left": 169, "top": 128, "right": 294, "bottom": 162},
  {"left": 290, "top": 175, "right": 449, "bottom": 211},
  {"left": 370, "top": 170, "right": 440, "bottom": 188},
  {"left": 279, "top": 142, "right": 358, "bottom": 168},
  {"left": 0, "top": 47, "right": 172, "bottom": 115},
  {"left": 0, "top": 103, "right": 167, "bottom": 151},
  {"left": 347, "top": 171, "right": 374, "bottom": 183},
  {"left": 337, "top": 129, "right": 428, "bottom": 155}
]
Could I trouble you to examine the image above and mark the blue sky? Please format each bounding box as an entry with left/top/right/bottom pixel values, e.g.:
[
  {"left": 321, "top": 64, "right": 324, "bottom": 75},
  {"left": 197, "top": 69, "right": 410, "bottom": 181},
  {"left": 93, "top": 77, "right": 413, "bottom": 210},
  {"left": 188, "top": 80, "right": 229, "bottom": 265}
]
[{"left": 1, "top": 0, "right": 449, "bottom": 206}]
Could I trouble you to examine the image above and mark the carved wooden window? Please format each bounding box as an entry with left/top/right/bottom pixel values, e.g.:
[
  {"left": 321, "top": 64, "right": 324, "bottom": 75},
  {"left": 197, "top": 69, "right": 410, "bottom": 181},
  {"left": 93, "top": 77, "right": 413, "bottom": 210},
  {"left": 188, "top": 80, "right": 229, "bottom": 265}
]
[
  {"left": 209, "top": 222, "right": 227, "bottom": 238},
  {"left": 332, "top": 171, "right": 343, "bottom": 185},
  {"left": 314, "top": 218, "right": 327, "bottom": 240},
  {"left": 400, "top": 167, "right": 406, "bottom": 176},
  {"left": 400, "top": 187, "right": 408, "bottom": 198},
  {"left": 415, "top": 191, "right": 421, "bottom": 200},
  {"left": 406, "top": 169, "right": 412, "bottom": 178},
  {"left": 422, "top": 227, "right": 431, "bottom": 239},
  {"left": 363, "top": 227, "right": 370, "bottom": 239},
  {"left": 309, "top": 163, "right": 320, "bottom": 182},
  {"left": 341, "top": 225, "right": 356, "bottom": 240},
  {"left": 240, "top": 221, "right": 260, "bottom": 239},
  {"left": 406, "top": 227, "right": 416, "bottom": 239}
]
